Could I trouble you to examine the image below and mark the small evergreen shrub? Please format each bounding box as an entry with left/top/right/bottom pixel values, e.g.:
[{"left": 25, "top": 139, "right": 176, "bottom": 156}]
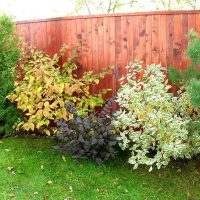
[
  {"left": 8, "top": 45, "right": 111, "bottom": 135},
  {"left": 169, "top": 30, "right": 200, "bottom": 108},
  {"left": 0, "top": 15, "right": 20, "bottom": 135},
  {"left": 187, "top": 30, "right": 200, "bottom": 65},
  {"left": 55, "top": 99, "right": 117, "bottom": 164},
  {"left": 112, "top": 62, "right": 200, "bottom": 170}
]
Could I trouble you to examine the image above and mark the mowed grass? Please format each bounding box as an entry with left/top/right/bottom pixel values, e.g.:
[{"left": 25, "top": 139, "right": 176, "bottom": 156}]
[{"left": 0, "top": 136, "right": 200, "bottom": 200}]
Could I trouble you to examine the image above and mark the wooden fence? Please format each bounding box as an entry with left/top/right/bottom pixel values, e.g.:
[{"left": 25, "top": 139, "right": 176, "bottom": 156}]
[{"left": 16, "top": 10, "right": 200, "bottom": 96}]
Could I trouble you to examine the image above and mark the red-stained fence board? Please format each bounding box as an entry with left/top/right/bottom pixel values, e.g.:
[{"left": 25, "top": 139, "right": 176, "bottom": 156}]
[{"left": 15, "top": 11, "right": 199, "bottom": 97}]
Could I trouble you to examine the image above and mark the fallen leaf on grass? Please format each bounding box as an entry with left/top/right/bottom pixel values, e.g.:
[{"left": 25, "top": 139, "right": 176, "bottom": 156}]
[
  {"left": 43, "top": 194, "right": 48, "bottom": 200},
  {"left": 62, "top": 155, "right": 67, "bottom": 163},
  {"left": 8, "top": 193, "right": 15, "bottom": 198},
  {"left": 7, "top": 166, "right": 15, "bottom": 174},
  {"left": 69, "top": 186, "right": 73, "bottom": 192},
  {"left": 5, "top": 148, "right": 11, "bottom": 152},
  {"left": 7, "top": 166, "right": 14, "bottom": 171},
  {"left": 47, "top": 180, "right": 53, "bottom": 185}
]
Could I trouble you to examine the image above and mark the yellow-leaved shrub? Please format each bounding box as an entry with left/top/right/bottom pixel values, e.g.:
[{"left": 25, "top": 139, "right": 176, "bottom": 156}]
[{"left": 8, "top": 45, "right": 111, "bottom": 135}]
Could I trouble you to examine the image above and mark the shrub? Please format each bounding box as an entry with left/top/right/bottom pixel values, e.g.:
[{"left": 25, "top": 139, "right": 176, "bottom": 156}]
[
  {"left": 112, "top": 62, "right": 200, "bottom": 170},
  {"left": 0, "top": 15, "right": 21, "bottom": 135},
  {"left": 8, "top": 46, "right": 111, "bottom": 135},
  {"left": 55, "top": 99, "right": 117, "bottom": 164},
  {"left": 168, "top": 30, "right": 200, "bottom": 108}
]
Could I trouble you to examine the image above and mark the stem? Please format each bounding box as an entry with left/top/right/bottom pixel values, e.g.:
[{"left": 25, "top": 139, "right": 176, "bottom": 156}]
[
  {"left": 83, "top": 0, "right": 91, "bottom": 15},
  {"left": 107, "top": 0, "right": 112, "bottom": 13}
]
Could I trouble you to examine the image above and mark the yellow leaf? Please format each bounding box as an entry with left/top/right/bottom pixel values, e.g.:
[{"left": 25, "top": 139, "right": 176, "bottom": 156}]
[
  {"left": 36, "top": 121, "right": 44, "bottom": 129},
  {"left": 43, "top": 111, "right": 49, "bottom": 118},
  {"left": 37, "top": 102, "right": 44, "bottom": 109},
  {"left": 25, "top": 113, "right": 32, "bottom": 116},
  {"left": 44, "top": 101, "right": 50, "bottom": 108},
  {"left": 94, "top": 79, "right": 99, "bottom": 84},
  {"left": 62, "top": 110, "right": 68, "bottom": 120},
  {"left": 29, "top": 123, "right": 35, "bottom": 131},
  {"left": 69, "top": 113, "right": 74, "bottom": 120},
  {"left": 45, "top": 130, "right": 51, "bottom": 136}
]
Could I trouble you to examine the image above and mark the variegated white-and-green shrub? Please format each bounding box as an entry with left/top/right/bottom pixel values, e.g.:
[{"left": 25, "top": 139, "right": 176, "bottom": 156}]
[{"left": 112, "top": 62, "right": 200, "bottom": 170}]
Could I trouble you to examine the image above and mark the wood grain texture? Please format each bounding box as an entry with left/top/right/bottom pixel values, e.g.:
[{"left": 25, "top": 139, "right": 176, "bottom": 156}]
[
  {"left": 16, "top": 11, "right": 198, "bottom": 97},
  {"left": 173, "top": 14, "right": 182, "bottom": 70},
  {"left": 152, "top": 15, "right": 160, "bottom": 64}
]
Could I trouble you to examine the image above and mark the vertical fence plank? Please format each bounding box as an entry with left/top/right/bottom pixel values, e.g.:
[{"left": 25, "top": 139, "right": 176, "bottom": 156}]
[
  {"left": 173, "top": 14, "right": 182, "bottom": 70},
  {"left": 60, "top": 19, "right": 68, "bottom": 61},
  {"left": 115, "top": 16, "right": 122, "bottom": 92},
  {"left": 166, "top": 15, "right": 174, "bottom": 66},
  {"left": 159, "top": 15, "right": 167, "bottom": 67},
  {"left": 181, "top": 14, "right": 189, "bottom": 70},
  {"left": 86, "top": 18, "right": 92, "bottom": 71},
  {"left": 152, "top": 15, "right": 160, "bottom": 64},
  {"left": 132, "top": 16, "right": 139, "bottom": 61},
  {"left": 195, "top": 13, "right": 200, "bottom": 34},
  {"left": 40, "top": 22, "right": 47, "bottom": 53},
  {"left": 109, "top": 17, "right": 116, "bottom": 96},
  {"left": 81, "top": 18, "right": 88, "bottom": 72},
  {"left": 98, "top": 18, "right": 104, "bottom": 70},
  {"left": 121, "top": 16, "right": 128, "bottom": 75},
  {"left": 127, "top": 16, "right": 133, "bottom": 63},
  {"left": 92, "top": 18, "right": 99, "bottom": 73},
  {"left": 97, "top": 17, "right": 104, "bottom": 93},
  {"left": 146, "top": 15, "right": 152, "bottom": 65},
  {"left": 66, "top": 20, "right": 72, "bottom": 58},
  {"left": 46, "top": 21, "right": 56, "bottom": 56},
  {"left": 139, "top": 15, "right": 146, "bottom": 67},
  {"left": 70, "top": 19, "right": 77, "bottom": 54},
  {"left": 19, "top": 24, "right": 30, "bottom": 44},
  {"left": 188, "top": 14, "right": 196, "bottom": 31},
  {"left": 76, "top": 18, "right": 83, "bottom": 76},
  {"left": 91, "top": 17, "right": 99, "bottom": 93},
  {"left": 103, "top": 17, "right": 111, "bottom": 98}
]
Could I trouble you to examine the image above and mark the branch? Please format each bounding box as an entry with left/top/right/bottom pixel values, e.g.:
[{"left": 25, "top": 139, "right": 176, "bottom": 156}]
[
  {"left": 107, "top": 0, "right": 112, "bottom": 13},
  {"left": 83, "top": 0, "right": 91, "bottom": 15}
]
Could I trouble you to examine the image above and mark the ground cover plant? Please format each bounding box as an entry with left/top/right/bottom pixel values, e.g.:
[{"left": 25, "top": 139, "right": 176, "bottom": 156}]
[
  {"left": 0, "top": 15, "right": 20, "bottom": 135},
  {"left": 112, "top": 62, "right": 200, "bottom": 170},
  {"left": 8, "top": 45, "right": 111, "bottom": 135}
]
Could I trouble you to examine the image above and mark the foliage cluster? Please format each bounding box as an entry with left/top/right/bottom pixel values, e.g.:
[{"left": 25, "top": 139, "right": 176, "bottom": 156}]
[
  {"left": 112, "top": 62, "right": 200, "bottom": 170},
  {"left": 3, "top": 14, "right": 200, "bottom": 169},
  {"left": 8, "top": 45, "right": 110, "bottom": 135},
  {"left": 0, "top": 15, "right": 21, "bottom": 136},
  {"left": 169, "top": 30, "right": 200, "bottom": 108},
  {"left": 55, "top": 99, "right": 117, "bottom": 164}
]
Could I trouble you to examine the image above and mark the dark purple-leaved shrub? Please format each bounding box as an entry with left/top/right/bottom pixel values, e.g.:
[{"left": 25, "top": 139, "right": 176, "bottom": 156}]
[{"left": 55, "top": 99, "right": 117, "bottom": 164}]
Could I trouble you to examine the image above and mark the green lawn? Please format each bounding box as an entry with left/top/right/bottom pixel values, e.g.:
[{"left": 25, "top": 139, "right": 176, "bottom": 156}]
[{"left": 0, "top": 136, "right": 200, "bottom": 200}]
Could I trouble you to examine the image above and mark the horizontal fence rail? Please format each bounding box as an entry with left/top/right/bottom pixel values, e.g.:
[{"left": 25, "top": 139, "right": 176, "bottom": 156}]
[{"left": 16, "top": 10, "right": 200, "bottom": 96}]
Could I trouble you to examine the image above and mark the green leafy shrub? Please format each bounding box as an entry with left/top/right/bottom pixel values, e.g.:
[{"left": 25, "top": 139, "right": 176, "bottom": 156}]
[
  {"left": 169, "top": 30, "right": 200, "bottom": 107},
  {"left": 187, "top": 30, "right": 200, "bottom": 65},
  {"left": 8, "top": 46, "right": 111, "bottom": 135},
  {"left": 55, "top": 99, "right": 117, "bottom": 164},
  {"left": 0, "top": 15, "right": 21, "bottom": 135},
  {"left": 112, "top": 62, "right": 200, "bottom": 170}
]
